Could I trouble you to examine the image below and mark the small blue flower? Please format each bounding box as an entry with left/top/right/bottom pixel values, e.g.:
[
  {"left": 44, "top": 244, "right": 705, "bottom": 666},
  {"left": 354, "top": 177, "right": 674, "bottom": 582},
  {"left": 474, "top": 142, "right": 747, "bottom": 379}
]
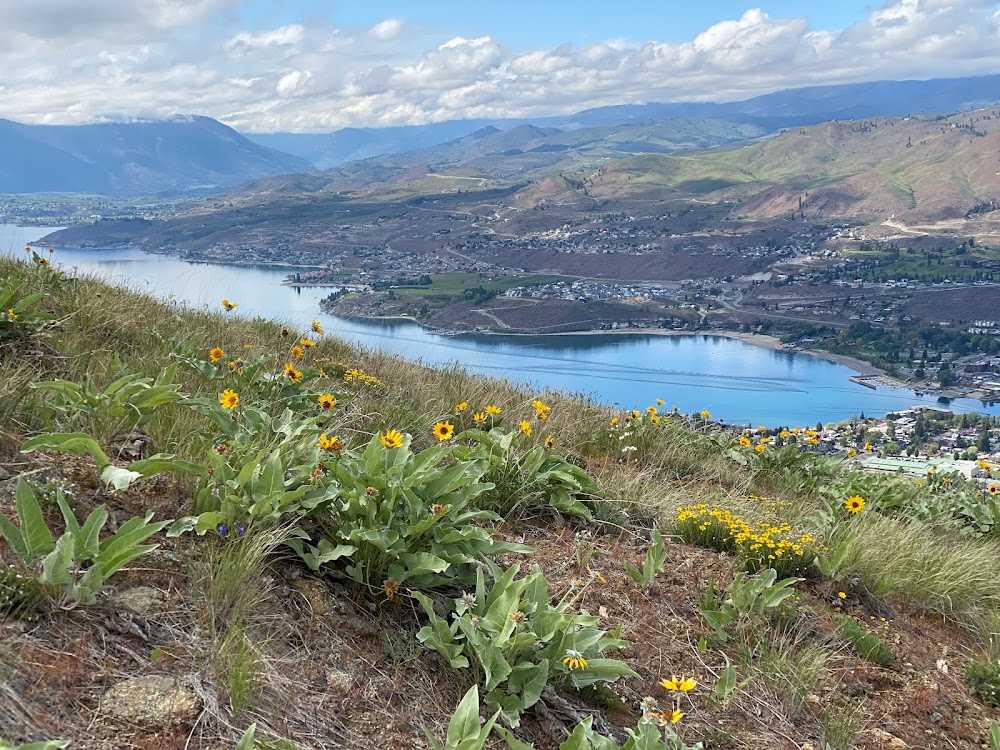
[
  {"left": 217, "top": 523, "right": 229, "bottom": 536},
  {"left": 235, "top": 521, "right": 246, "bottom": 536}
]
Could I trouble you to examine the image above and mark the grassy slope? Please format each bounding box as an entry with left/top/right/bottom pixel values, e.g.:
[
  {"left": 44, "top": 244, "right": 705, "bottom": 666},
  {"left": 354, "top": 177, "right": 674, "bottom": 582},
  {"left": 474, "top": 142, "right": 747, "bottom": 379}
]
[
  {"left": 578, "top": 109, "right": 1000, "bottom": 221},
  {"left": 3, "top": 255, "right": 1000, "bottom": 749}
]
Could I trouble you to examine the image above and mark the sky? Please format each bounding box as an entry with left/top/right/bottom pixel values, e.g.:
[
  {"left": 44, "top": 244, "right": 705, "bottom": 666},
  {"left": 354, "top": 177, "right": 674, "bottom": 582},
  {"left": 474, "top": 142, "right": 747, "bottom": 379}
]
[{"left": 0, "top": 0, "right": 998, "bottom": 133}]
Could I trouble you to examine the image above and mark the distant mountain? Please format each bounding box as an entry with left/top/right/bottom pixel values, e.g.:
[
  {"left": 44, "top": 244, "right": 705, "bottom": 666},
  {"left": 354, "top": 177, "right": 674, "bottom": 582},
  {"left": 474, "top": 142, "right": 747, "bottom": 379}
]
[
  {"left": 557, "top": 74, "right": 1000, "bottom": 129},
  {"left": 228, "top": 116, "right": 767, "bottom": 201},
  {"left": 0, "top": 116, "right": 314, "bottom": 196},
  {"left": 245, "top": 74, "right": 1000, "bottom": 168},
  {"left": 247, "top": 120, "right": 504, "bottom": 169}
]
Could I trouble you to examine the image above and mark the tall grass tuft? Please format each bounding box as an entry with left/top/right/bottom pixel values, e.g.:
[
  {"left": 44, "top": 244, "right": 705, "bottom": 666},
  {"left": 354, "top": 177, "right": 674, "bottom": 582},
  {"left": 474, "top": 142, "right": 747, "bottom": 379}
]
[{"left": 831, "top": 513, "right": 1000, "bottom": 639}]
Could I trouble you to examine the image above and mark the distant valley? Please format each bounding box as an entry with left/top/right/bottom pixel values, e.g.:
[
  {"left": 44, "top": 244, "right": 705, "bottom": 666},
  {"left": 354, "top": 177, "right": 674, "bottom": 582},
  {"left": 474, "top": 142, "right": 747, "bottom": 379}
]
[{"left": 15, "top": 75, "right": 1000, "bottom": 401}]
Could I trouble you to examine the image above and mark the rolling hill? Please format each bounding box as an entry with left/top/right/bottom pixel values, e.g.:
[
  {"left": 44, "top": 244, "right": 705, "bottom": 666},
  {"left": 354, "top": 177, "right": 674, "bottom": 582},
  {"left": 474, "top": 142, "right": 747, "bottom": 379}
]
[{"left": 573, "top": 108, "right": 1000, "bottom": 221}]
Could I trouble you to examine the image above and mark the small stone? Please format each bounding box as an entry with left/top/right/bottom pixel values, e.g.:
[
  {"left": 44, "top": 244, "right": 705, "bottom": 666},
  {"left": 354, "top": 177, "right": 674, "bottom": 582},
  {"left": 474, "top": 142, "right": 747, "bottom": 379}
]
[
  {"left": 326, "top": 668, "right": 353, "bottom": 692},
  {"left": 101, "top": 675, "right": 200, "bottom": 728},
  {"left": 0, "top": 467, "right": 11, "bottom": 481},
  {"left": 114, "top": 586, "right": 164, "bottom": 616},
  {"left": 870, "top": 728, "right": 909, "bottom": 748}
]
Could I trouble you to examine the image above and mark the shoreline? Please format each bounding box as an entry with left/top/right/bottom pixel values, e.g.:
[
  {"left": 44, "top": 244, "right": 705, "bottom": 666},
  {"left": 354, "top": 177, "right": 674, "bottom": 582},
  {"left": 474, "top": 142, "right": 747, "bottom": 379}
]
[{"left": 329, "top": 308, "right": 955, "bottom": 397}]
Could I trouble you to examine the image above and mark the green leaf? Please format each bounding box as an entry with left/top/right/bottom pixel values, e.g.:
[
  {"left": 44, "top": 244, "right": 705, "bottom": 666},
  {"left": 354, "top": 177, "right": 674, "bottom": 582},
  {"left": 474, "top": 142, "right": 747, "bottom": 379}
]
[
  {"left": 100, "top": 465, "right": 143, "bottom": 491},
  {"left": 73, "top": 564, "right": 105, "bottom": 606},
  {"left": 39, "top": 534, "right": 76, "bottom": 587},
  {"left": 98, "top": 513, "right": 170, "bottom": 577},
  {"left": 15, "top": 479, "right": 53, "bottom": 558},
  {"left": 715, "top": 653, "right": 736, "bottom": 702},
  {"left": 0, "top": 509, "right": 28, "bottom": 558},
  {"left": 507, "top": 660, "right": 548, "bottom": 712},
  {"left": 989, "top": 719, "right": 1000, "bottom": 750},
  {"left": 235, "top": 724, "right": 257, "bottom": 750},
  {"left": 495, "top": 726, "right": 535, "bottom": 750},
  {"left": 444, "top": 685, "right": 483, "bottom": 749},
  {"left": 254, "top": 449, "right": 285, "bottom": 500},
  {"left": 566, "top": 658, "right": 638, "bottom": 688},
  {"left": 399, "top": 551, "right": 450, "bottom": 578},
  {"left": 66, "top": 501, "right": 107, "bottom": 560},
  {"left": 166, "top": 516, "right": 198, "bottom": 537},
  {"left": 21, "top": 433, "right": 110, "bottom": 469},
  {"left": 128, "top": 455, "right": 201, "bottom": 478}
]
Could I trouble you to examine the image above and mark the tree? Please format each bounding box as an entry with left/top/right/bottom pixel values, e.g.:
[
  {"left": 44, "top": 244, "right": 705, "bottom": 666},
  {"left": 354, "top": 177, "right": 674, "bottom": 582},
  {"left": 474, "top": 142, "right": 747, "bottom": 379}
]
[{"left": 978, "top": 425, "right": 993, "bottom": 452}]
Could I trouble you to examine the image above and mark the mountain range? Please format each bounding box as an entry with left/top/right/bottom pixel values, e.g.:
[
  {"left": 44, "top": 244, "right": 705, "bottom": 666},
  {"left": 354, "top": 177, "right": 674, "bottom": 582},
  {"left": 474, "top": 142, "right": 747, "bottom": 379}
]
[
  {"left": 0, "top": 116, "right": 312, "bottom": 195},
  {"left": 247, "top": 74, "right": 1000, "bottom": 168},
  {"left": 4, "top": 74, "right": 1000, "bottom": 197}
]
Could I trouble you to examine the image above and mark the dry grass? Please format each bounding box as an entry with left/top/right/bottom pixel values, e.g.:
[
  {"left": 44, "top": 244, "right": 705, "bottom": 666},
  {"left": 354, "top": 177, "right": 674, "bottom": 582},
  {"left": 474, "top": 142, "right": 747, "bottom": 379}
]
[{"left": 6, "top": 255, "right": 1000, "bottom": 749}]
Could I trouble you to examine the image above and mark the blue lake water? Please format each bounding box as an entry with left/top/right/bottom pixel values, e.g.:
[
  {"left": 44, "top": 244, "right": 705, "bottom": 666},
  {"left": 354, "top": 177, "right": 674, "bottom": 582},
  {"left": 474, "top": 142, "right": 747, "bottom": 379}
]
[{"left": 3, "top": 224, "right": 998, "bottom": 425}]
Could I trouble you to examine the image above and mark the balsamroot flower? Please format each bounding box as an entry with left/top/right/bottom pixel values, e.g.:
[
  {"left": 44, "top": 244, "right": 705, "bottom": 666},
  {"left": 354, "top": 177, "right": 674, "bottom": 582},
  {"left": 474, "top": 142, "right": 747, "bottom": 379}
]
[{"left": 380, "top": 428, "right": 404, "bottom": 449}]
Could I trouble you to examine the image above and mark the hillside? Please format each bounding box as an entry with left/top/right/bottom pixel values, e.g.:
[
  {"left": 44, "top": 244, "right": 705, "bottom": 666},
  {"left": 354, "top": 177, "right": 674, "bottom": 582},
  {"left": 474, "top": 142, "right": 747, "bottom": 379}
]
[
  {"left": 578, "top": 108, "right": 1000, "bottom": 222},
  {"left": 0, "top": 116, "right": 314, "bottom": 196},
  {"left": 4, "top": 247, "right": 1000, "bottom": 749}
]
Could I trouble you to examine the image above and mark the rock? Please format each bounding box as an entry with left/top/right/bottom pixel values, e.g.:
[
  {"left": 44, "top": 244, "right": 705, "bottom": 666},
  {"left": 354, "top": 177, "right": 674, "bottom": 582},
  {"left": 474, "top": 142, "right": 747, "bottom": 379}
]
[
  {"left": 326, "top": 668, "right": 354, "bottom": 692},
  {"left": 114, "top": 586, "right": 164, "bottom": 616},
  {"left": 291, "top": 578, "right": 349, "bottom": 617},
  {"left": 869, "top": 728, "right": 909, "bottom": 748},
  {"left": 0, "top": 466, "right": 11, "bottom": 481},
  {"left": 101, "top": 675, "right": 200, "bottom": 728}
]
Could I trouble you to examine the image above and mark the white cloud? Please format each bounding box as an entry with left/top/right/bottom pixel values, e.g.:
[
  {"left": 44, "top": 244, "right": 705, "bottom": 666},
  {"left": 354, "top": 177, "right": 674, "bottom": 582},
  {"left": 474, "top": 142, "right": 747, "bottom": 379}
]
[
  {"left": 369, "top": 17, "right": 402, "bottom": 40},
  {"left": 225, "top": 25, "right": 304, "bottom": 56},
  {"left": 1, "top": 1, "right": 999, "bottom": 132},
  {"left": 276, "top": 70, "right": 311, "bottom": 97}
]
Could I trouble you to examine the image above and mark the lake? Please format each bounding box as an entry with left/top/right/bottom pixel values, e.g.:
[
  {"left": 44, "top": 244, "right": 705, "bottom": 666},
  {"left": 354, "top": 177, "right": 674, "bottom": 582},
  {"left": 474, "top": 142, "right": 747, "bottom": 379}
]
[{"left": 3, "top": 223, "right": 998, "bottom": 425}]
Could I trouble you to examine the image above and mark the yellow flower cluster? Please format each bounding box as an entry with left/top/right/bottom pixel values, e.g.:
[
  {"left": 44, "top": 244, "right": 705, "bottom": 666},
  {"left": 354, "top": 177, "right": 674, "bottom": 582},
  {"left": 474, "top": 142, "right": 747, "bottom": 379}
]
[
  {"left": 674, "top": 502, "right": 817, "bottom": 573},
  {"left": 344, "top": 367, "right": 383, "bottom": 387},
  {"left": 531, "top": 399, "right": 551, "bottom": 421}
]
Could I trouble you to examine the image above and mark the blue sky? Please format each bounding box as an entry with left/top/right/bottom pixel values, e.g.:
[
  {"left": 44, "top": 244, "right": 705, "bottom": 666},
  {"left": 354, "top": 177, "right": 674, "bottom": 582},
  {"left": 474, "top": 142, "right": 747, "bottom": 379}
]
[
  {"left": 1, "top": 1, "right": 998, "bottom": 131},
  {"left": 243, "top": 1, "right": 879, "bottom": 48}
]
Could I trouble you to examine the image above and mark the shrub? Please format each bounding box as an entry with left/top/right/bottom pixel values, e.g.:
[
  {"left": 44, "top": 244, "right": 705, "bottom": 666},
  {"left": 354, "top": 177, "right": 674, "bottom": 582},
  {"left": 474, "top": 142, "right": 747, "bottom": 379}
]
[
  {"left": 415, "top": 561, "right": 636, "bottom": 727},
  {"left": 837, "top": 616, "right": 895, "bottom": 667},
  {"left": 0, "top": 479, "right": 170, "bottom": 607},
  {"left": 967, "top": 659, "right": 1000, "bottom": 706}
]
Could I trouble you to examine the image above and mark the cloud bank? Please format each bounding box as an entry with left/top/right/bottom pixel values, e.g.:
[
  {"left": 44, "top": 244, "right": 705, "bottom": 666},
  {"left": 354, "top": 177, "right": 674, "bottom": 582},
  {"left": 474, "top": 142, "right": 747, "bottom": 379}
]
[{"left": 0, "top": 0, "right": 998, "bottom": 131}]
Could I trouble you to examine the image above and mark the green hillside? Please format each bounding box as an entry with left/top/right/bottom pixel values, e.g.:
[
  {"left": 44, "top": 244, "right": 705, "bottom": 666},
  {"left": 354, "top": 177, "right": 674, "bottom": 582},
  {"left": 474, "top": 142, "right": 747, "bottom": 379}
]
[
  {"left": 583, "top": 109, "right": 1000, "bottom": 221},
  {"left": 4, "top": 253, "right": 1000, "bottom": 749}
]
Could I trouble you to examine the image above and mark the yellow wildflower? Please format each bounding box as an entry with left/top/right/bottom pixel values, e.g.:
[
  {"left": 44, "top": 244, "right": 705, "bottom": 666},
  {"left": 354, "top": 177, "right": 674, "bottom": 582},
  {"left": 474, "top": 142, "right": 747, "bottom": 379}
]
[
  {"left": 519, "top": 420, "right": 532, "bottom": 438},
  {"left": 209, "top": 347, "right": 224, "bottom": 363},
  {"left": 317, "top": 393, "right": 337, "bottom": 411},
  {"left": 219, "top": 389, "right": 240, "bottom": 409},
  {"left": 432, "top": 421, "right": 455, "bottom": 441},
  {"left": 380, "top": 428, "right": 404, "bottom": 449},
  {"left": 844, "top": 495, "right": 865, "bottom": 514},
  {"left": 660, "top": 676, "right": 697, "bottom": 692},
  {"left": 221, "top": 299, "right": 238, "bottom": 311},
  {"left": 317, "top": 434, "right": 344, "bottom": 450},
  {"left": 311, "top": 319, "right": 324, "bottom": 334},
  {"left": 562, "top": 650, "right": 587, "bottom": 670}
]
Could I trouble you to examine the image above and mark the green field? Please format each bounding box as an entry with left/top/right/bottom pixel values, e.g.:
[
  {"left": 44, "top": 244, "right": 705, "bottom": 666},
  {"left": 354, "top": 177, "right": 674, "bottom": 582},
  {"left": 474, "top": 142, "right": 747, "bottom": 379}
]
[
  {"left": 840, "top": 244, "right": 1000, "bottom": 282},
  {"left": 391, "top": 272, "right": 571, "bottom": 298}
]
